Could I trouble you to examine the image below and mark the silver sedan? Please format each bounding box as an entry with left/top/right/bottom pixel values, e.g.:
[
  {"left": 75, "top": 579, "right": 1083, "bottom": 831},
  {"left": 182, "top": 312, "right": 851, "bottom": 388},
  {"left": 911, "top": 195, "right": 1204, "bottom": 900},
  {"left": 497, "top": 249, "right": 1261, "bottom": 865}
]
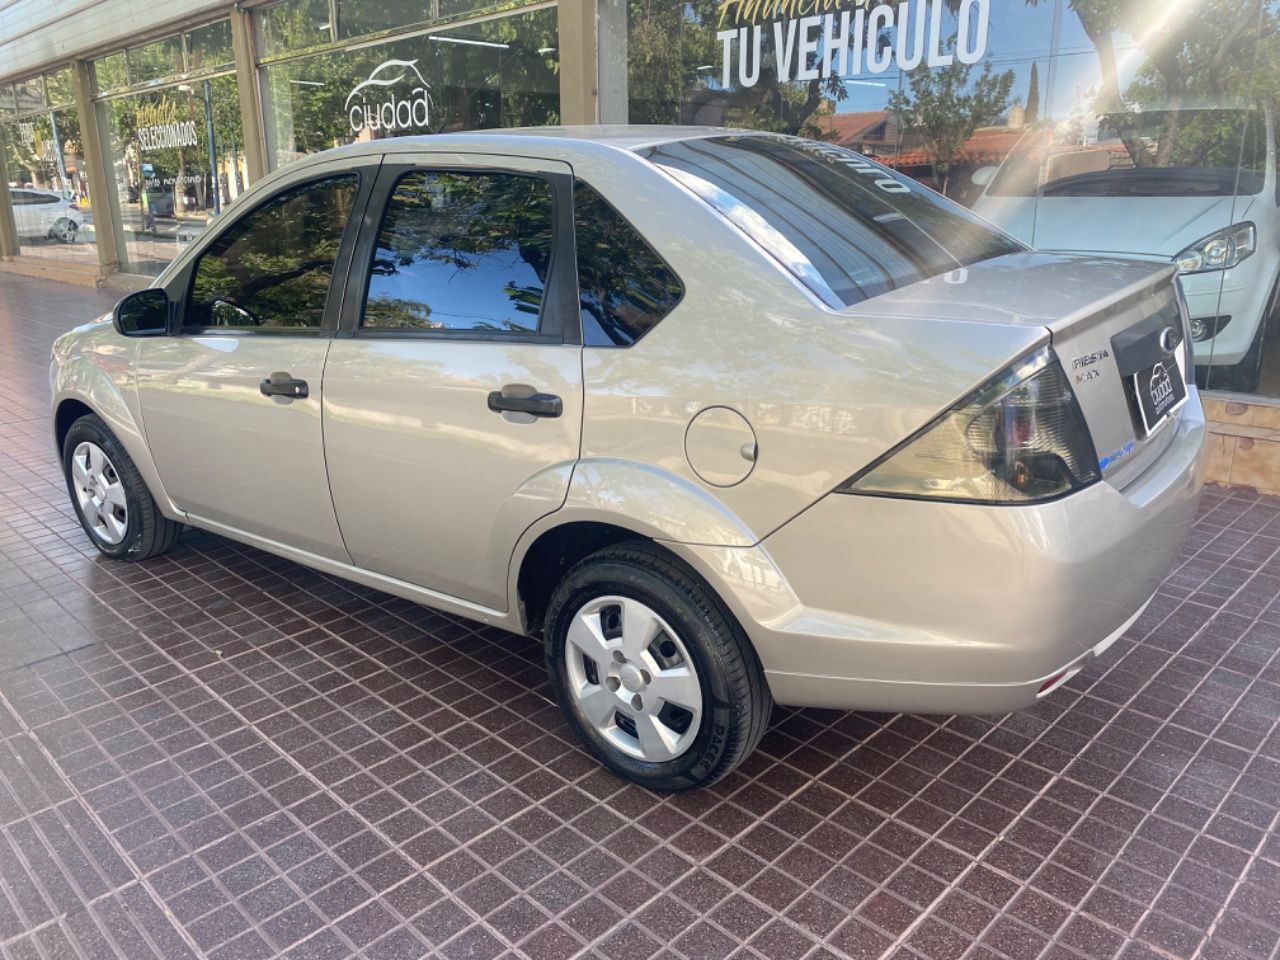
[{"left": 50, "top": 128, "right": 1206, "bottom": 790}]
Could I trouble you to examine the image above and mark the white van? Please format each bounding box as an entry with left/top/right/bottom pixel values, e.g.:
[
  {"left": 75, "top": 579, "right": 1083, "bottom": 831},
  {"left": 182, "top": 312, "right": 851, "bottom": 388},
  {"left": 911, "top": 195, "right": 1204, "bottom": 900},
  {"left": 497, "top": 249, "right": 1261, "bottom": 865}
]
[{"left": 971, "top": 108, "right": 1278, "bottom": 391}]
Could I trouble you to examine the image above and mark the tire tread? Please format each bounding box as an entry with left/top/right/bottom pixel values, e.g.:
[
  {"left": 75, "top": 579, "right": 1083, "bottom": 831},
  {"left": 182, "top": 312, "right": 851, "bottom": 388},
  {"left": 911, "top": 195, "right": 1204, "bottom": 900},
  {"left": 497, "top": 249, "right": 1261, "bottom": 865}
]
[{"left": 65, "top": 414, "right": 181, "bottom": 561}]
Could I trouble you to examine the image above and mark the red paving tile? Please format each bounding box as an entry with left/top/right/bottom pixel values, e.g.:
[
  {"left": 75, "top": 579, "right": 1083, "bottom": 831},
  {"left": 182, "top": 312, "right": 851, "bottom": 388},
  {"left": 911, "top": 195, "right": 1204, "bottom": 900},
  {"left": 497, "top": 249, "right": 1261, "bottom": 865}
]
[{"left": 0, "top": 272, "right": 1277, "bottom": 959}]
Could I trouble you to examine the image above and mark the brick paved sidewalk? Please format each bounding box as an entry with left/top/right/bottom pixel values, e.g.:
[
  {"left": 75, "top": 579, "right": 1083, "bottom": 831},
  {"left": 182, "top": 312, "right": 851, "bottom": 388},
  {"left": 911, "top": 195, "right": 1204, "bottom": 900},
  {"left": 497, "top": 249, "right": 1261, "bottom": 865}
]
[{"left": 0, "top": 271, "right": 1277, "bottom": 960}]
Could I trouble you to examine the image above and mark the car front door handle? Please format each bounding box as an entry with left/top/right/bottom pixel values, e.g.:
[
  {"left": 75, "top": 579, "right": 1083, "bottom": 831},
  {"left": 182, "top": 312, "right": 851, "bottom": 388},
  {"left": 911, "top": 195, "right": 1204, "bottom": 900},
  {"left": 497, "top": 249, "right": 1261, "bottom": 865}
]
[
  {"left": 260, "top": 372, "right": 309, "bottom": 399},
  {"left": 487, "top": 390, "right": 562, "bottom": 418}
]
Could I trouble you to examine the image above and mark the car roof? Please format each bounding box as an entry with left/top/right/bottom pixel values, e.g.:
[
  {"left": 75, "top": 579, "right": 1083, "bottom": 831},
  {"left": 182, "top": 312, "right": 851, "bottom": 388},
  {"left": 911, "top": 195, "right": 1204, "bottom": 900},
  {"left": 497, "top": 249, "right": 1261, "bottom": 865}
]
[
  {"left": 314, "top": 125, "right": 762, "bottom": 162},
  {"left": 157, "top": 126, "right": 772, "bottom": 285},
  {"left": 466, "top": 125, "right": 755, "bottom": 150},
  {"left": 248, "top": 125, "right": 773, "bottom": 202}
]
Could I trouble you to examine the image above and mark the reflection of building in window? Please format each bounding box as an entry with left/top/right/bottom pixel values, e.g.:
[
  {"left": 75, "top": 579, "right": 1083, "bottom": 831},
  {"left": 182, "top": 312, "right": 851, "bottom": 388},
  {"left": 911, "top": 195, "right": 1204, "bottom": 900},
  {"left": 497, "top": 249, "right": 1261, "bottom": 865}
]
[
  {"left": 883, "top": 126, "right": 1026, "bottom": 197},
  {"left": 817, "top": 110, "right": 1024, "bottom": 205},
  {"left": 816, "top": 110, "right": 900, "bottom": 156}
]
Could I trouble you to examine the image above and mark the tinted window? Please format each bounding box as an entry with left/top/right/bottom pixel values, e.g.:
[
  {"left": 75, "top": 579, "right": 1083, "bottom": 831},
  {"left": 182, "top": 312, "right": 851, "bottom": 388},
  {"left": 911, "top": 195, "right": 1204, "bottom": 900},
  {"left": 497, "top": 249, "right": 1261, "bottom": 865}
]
[
  {"left": 574, "top": 182, "right": 683, "bottom": 346},
  {"left": 363, "top": 171, "right": 554, "bottom": 334},
  {"left": 647, "top": 135, "right": 1025, "bottom": 309},
  {"left": 187, "top": 175, "right": 356, "bottom": 331}
]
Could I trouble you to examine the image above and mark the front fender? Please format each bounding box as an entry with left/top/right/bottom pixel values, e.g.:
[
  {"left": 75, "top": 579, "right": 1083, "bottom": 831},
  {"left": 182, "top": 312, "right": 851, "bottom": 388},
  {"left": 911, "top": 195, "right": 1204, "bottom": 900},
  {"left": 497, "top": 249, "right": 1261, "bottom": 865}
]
[{"left": 52, "top": 338, "right": 183, "bottom": 521}]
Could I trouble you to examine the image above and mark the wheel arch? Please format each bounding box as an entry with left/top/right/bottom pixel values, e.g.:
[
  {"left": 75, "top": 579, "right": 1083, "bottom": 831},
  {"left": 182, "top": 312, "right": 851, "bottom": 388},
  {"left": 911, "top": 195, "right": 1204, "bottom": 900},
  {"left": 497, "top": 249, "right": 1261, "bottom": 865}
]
[
  {"left": 510, "top": 458, "right": 761, "bottom": 637},
  {"left": 512, "top": 518, "right": 779, "bottom": 676},
  {"left": 54, "top": 397, "right": 94, "bottom": 454},
  {"left": 51, "top": 374, "right": 182, "bottom": 521},
  {"left": 516, "top": 520, "right": 647, "bottom": 638}
]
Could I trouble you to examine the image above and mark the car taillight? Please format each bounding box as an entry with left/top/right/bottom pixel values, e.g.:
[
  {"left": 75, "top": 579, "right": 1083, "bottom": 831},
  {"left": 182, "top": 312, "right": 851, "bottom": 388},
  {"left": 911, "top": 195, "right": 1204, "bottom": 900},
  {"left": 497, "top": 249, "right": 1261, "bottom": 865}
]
[{"left": 838, "top": 346, "right": 1100, "bottom": 504}]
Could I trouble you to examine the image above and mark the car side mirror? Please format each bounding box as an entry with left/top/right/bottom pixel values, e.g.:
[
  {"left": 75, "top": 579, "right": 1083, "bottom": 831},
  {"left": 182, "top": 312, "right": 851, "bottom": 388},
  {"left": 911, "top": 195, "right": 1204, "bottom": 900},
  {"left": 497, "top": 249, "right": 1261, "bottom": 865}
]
[
  {"left": 113, "top": 289, "right": 170, "bottom": 336},
  {"left": 970, "top": 166, "right": 998, "bottom": 188}
]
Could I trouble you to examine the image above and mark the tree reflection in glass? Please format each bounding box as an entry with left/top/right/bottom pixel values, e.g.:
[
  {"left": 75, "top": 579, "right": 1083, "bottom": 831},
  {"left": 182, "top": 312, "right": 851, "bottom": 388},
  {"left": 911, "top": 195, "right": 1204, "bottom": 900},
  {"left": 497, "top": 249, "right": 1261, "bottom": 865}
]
[
  {"left": 189, "top": 174, "right": 357, "bottom": 329},
  {"left": 363, "top": 171, "right": 552, "bottom": 333}
]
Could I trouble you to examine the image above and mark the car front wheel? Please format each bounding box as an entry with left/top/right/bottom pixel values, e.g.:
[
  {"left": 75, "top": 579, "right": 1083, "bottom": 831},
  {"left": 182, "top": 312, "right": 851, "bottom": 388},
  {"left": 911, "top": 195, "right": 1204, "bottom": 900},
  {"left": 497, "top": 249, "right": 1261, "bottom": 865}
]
[
  {"left": 63, "top": 414, "right": 181, "bottom": 560},
  {"left": 545, "top": 542, "right": 771, "bottom": 790},
  {"left": 50, "top": 217, "right": 78, "bottom": 243}
]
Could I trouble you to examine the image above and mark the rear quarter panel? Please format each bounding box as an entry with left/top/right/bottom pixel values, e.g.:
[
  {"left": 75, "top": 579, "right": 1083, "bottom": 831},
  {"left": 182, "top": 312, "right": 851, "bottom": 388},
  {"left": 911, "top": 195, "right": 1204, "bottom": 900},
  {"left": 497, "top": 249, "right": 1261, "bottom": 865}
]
[{"left": 569, "top": 149, "right": 1049, "bottom": 543}]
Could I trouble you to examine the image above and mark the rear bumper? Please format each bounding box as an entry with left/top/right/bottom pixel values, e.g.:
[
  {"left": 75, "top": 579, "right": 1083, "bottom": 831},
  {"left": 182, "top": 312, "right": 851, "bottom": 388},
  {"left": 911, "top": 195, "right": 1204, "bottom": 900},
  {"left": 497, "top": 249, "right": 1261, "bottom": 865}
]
[{"left": 677, "top": 393, "right": 1206, "bottom": 714}]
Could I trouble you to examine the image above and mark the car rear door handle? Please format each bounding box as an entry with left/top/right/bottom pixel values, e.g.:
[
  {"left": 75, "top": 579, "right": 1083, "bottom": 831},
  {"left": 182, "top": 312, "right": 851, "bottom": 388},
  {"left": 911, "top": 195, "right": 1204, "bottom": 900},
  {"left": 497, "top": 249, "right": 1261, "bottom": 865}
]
[
  {"left": 487, "top": 390, "right": 562, "bottom": 418},
  {"left": 260, "top": 372, "right": 309, "bottom": 399}
]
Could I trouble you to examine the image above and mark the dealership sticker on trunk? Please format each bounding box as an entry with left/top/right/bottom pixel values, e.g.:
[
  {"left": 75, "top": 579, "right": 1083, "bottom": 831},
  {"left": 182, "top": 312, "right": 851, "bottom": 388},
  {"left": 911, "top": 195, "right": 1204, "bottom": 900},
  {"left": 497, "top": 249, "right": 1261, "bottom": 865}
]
[{"left": 1135, "top": 359, "right": 1187, "bottom": 435}]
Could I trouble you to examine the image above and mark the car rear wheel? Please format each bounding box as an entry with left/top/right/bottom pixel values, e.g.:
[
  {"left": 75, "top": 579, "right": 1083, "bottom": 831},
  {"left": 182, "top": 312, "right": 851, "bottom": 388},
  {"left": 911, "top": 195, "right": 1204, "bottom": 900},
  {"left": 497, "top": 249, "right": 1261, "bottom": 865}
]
[
  {"left": 63, "top": 415, "right": 181, "bottom": 560},
  {"left": 545, "top": 542, "right": 771, "bottom": 790},
  {"left": 50, "top": 217, "right": 77, "bottom": 243}
]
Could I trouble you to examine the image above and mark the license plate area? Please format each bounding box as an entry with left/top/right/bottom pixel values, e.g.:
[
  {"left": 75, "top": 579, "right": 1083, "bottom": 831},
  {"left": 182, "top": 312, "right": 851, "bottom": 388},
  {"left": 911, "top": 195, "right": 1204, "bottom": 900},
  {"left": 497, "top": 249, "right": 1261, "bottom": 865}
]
[
  {"left": 1110, "top": 302, "right": 1188, "bottom": 438},
  {"left": 1132, "top": 358, "right": 1188, "bottom": 435}
]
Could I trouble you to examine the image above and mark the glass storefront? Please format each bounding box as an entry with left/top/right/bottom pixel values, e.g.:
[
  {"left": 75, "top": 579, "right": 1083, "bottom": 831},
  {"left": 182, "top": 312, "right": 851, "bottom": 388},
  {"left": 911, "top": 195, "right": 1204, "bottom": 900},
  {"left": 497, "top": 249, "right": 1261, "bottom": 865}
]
[
  {"left": 259, "top": 2, "right": 559, "bottom": 170},
  {"left": 606, "top": 0, "right": 1280, "bottom": 399},
  {"left": 4, "top": 0, "right": 1280, "bottom": 408},
  {"left": 1, "top": 69, "right": 98, "bottom": 265},
  {"left": 92, "top": 24, "right": 247, "bottom": 276}
]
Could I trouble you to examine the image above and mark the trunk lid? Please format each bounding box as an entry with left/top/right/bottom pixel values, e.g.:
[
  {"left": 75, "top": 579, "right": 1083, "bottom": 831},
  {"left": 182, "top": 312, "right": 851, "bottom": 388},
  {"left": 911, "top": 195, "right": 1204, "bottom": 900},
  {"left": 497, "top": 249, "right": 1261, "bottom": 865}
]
[{"left": 844, "top": 252, "right": 1191, "bottom": 489}]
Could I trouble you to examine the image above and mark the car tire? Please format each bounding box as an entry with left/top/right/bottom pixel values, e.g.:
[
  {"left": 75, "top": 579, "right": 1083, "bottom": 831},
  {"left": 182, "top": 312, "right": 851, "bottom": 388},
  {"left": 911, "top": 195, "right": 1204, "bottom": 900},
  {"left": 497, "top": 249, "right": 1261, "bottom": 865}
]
[
  {"left": 62, "top": 414, "right": 181, "bottom": 561},
  {"left": 1224, "top": 308, "right": 1268, "bottom": 394},
  {"left": 545, "top": 541, "right": 771, "bottom": 791},
  {"left": 50, "top": 217, "right": 77, "bottom": 243},
  {"left": 1239, "top": 276, "right": 1280, "bottom": 392},
  {"left": 1204, "top": 276, "right": 1279, "bottom": 393}
]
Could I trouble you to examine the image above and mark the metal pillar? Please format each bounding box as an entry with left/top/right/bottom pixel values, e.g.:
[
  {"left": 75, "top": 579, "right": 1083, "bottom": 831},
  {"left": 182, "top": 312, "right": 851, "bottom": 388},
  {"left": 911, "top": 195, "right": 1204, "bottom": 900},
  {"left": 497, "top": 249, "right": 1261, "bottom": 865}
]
[
  {"left": 597, "top": 0, "right": 628, "bottom": 123},
  {"left": 71, "top": 59, "right": 120, "bottom": 275},
  {"left": 0, "top": 134, "right": 19, "bottom": 257},
  {"left": 231, "top": 7, "right": 268, "bottom": 182},
  {"left": 558, "top": 0, "right": 598, "bottom": 125}
]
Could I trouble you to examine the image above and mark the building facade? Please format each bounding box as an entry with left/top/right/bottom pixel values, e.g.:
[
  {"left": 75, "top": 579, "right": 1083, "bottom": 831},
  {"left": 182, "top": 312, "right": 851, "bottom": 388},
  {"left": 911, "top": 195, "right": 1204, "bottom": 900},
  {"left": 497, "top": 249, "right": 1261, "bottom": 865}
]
[{"left": 3, "top": 0, "right": 1280, "bottom": 462}]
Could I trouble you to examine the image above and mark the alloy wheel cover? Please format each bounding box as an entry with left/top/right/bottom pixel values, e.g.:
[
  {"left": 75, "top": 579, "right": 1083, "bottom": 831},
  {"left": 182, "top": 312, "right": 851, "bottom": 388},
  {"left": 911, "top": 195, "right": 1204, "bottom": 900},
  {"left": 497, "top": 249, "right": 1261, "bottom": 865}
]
[
  {"left": 564, "top": 595, "right": 703, "bottom": 763},
  {"left": 71, "top": 441, "right": 128, "bottom": 545}
]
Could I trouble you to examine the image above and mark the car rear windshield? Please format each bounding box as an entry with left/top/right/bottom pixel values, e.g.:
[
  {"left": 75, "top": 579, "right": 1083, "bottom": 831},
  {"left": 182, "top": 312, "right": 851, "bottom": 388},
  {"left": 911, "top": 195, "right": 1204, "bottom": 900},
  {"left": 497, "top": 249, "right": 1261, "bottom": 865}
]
[{"left": 644, "top": 135, "right": 1024, "bottom": 309}]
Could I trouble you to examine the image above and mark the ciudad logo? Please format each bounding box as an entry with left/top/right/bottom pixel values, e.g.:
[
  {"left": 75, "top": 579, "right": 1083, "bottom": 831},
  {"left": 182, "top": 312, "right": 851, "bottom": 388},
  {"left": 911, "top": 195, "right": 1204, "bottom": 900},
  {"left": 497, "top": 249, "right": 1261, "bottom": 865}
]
[{"left": 346, "top": 59, "right": 433, "bottom": 135}]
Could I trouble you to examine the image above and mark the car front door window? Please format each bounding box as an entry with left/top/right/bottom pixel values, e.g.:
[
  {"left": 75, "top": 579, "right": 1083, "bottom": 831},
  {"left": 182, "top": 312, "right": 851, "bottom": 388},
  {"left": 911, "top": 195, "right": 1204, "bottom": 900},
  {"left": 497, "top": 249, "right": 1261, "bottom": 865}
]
[
  {"left": 134, "top": 167, "right": 366, "bottom": 561},
  {"left": 186, "top": 174, "right": 358, "bottom": 332}
]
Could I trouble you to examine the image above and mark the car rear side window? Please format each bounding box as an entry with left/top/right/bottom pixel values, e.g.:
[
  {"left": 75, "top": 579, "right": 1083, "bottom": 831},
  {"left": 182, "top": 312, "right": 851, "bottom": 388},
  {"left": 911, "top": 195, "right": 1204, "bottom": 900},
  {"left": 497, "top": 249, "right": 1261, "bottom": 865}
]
[
  {"left": 186, "top": 174, "right": 357, "bottom": 331},
  {"left": 362, "top": 171, "right": 554, "bottom": 334},
  {"left": 646, "top": 135, "right": 1025, "bottom": 309},
  {"left": 574, "top": 181, "right": 683, "bottom": 346}
]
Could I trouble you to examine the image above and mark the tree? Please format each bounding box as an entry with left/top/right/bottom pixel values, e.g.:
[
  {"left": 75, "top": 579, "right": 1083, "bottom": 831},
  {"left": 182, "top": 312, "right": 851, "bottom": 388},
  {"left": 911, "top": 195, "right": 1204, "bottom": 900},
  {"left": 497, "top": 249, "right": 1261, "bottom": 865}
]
[
  {"left": 627, "top": 0, "right": 892, "bottom": 137},
  {"left": 1025, "top": 62, "right": 1040, "bottom": 124},
  {"left": 888, "top": 48, "right": 1014, "bottom": 194},
  {"left": 1018, "top": 0, "right": 1264, "bottom": 167}
]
